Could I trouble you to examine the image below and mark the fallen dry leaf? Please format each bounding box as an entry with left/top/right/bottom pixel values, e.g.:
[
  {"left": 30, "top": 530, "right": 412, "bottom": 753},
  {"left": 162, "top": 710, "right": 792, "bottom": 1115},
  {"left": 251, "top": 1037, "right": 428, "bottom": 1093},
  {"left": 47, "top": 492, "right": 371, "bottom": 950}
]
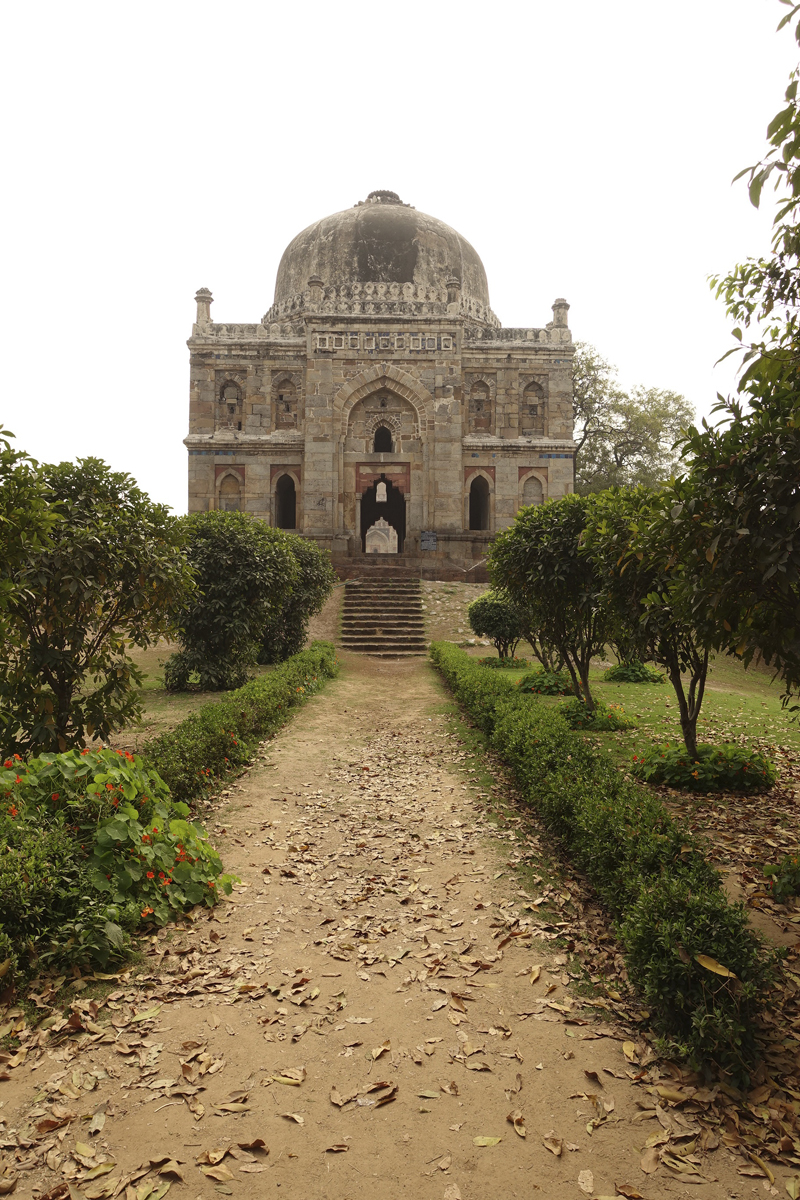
[
  {"left": 577, "top": 1169, "right": 594, "bottom": 1195},
  {"left": 473, "top": 1136, "right": 502, "bottom": 1147},
  {"left": 640, "top": 1146, "right": 660, "bottom": 1174},
  {"left": 543, "top": 1135, "right": 563, "bottom": 1157},
  {"left": 325, "top": 1144, "right": 349, "bottom": 1153},
  {"left": 281, "top": 1112, "right": 305, "bottom": 1125},
  {"left": 200, "top": 1164, "right": 235, "bottom": 1182},
  {"left": 694, "top": 953, "right": 737, "bottom": 979},
  {"left": 506, "top": 1109, "right": 526, "bottom": 1138}
]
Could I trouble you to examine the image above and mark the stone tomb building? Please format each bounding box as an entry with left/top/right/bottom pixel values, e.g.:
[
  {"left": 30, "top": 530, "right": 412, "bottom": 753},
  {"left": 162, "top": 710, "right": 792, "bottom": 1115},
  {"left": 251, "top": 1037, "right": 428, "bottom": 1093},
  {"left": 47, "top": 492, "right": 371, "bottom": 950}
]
[{"left": 185, "top": 190, "right": 575, "bottom": 576}]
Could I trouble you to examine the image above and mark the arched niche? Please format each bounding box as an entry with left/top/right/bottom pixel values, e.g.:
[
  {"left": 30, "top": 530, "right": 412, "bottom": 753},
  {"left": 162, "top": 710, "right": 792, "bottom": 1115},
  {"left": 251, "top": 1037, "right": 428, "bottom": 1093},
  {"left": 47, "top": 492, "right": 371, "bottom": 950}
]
[
  {"left": 218, "top": 380, "right": 243, "bottom": 432},
  {"left": 521, "top": 381, "right": 546, "bottom": 436},
  {"left": 345, "top": 389, "right": 415, "bottom": 454},
  {"left": 469, "top": 379, "right": 492, "bottom": 433},
  {"left": 217, "top": 470, "right": 243, "bottom": 512}
]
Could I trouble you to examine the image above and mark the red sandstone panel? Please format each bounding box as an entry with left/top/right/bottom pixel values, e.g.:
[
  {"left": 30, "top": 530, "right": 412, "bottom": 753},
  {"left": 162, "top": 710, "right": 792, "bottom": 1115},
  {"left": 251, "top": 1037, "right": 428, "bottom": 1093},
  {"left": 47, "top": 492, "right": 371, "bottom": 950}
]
[
  {"left": 215, "top": 464, "right": 245, "bottom": 482},
  {"left": 270, "top": 464, "right": 302, "bottom": 484}
]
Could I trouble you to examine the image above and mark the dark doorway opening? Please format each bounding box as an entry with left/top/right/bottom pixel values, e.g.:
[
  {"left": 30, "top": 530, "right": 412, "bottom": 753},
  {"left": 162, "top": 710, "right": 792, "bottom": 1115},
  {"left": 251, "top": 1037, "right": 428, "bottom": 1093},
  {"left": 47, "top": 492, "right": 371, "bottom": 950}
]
[
  {"left": 373, "top": 425, "right": 393, "bottom": 452},
  {"left": 360, "top": 474, "right": 405, "bottom": 552},
  {"left": 469, "top": 475, "right": 490, "bottom": 531},
  {"left": 275, "top": 474, "right": 297, "bottom": 529}
]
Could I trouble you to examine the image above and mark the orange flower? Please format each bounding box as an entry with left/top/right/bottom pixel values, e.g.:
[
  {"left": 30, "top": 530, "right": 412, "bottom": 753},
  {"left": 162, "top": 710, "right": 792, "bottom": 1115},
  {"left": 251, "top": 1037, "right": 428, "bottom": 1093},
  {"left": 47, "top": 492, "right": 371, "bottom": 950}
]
[{"left": 141, "top": 906, "right": 154, "bottom": 917}]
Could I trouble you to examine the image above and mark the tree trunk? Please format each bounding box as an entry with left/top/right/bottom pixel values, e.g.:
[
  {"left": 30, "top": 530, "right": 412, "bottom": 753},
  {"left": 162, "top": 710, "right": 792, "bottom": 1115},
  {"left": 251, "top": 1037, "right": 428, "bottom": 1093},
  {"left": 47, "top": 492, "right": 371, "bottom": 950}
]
[{"left": 664, "top": 647, "right": 708, "bottom": 759}]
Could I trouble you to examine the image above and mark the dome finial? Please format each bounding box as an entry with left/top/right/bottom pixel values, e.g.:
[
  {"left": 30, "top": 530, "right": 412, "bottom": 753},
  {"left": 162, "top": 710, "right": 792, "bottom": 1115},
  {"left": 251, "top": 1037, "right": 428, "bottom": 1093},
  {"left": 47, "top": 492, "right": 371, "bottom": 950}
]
[{"left": 365, "top": 190, "right": 402, "bottom": 205}]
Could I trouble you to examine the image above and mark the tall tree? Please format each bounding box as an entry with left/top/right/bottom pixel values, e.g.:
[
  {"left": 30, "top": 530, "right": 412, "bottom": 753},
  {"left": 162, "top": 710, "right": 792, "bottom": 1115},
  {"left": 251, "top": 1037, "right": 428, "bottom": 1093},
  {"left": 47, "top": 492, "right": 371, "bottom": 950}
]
[
  {"left": 583, "top": 487, "right": 713, "bottom": 757},
  {"left": 573, "top": 343, "right": 694, "bottom": 494},
  {"left": 0, "top": 459, "right": 193, "bottom": 755},
  {"left": 489, "top": 494, "right": 611, "bottom": 709},
  {"left": 668, "top": 2, "right": 800, "bottom": 701}
]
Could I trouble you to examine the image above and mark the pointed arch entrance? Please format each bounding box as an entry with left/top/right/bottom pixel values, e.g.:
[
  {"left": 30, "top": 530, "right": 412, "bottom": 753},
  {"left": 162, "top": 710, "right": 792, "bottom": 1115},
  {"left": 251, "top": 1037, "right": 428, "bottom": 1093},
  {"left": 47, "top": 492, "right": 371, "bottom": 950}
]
[{"left": 360, "top": 473, "right": 405, "bottom": 553}]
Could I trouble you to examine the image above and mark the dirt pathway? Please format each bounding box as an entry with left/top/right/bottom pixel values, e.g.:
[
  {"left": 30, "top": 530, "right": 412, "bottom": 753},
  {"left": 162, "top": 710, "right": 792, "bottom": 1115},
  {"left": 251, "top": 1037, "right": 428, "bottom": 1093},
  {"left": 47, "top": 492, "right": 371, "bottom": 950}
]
[{"left": 1, "top": 656, "right": 768, "bottom": 1200}]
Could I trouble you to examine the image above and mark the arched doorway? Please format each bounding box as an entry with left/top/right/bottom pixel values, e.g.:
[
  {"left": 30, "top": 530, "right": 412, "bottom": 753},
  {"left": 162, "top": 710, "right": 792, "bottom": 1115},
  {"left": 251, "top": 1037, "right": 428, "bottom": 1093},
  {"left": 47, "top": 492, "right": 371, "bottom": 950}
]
[
  {"left": 360, "top": 474, "right": 405, "bottom": 552},
  {"left": 469, "top": 475, "right": 490, "bottom": 531},
  {"left": 275, "top": 474, "right": 296, "bottom": 529}
]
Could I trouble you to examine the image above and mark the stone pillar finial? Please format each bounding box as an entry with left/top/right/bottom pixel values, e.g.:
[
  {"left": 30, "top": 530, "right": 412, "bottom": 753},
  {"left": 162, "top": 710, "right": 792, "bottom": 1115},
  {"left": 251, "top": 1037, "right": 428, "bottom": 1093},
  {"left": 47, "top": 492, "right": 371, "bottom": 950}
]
[
  {"left": 195, "top": 288, "right": 213, "bottom": 325},
  {"left": 446, "top": 276, "right": 461, "bottom": 312},
  {"left": 552, "top": 297, "right": 570, "bottom": 327},
  {"left": 307, "top": 276, "right": 324, "bottom": 311}
]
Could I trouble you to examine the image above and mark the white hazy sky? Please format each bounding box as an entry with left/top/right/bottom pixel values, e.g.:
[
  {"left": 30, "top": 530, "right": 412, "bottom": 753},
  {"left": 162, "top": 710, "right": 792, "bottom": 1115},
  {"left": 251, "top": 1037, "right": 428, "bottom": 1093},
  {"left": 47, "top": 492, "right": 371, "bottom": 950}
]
[{"left": 2, "top": 1, "right": 797, "bottom": 514}]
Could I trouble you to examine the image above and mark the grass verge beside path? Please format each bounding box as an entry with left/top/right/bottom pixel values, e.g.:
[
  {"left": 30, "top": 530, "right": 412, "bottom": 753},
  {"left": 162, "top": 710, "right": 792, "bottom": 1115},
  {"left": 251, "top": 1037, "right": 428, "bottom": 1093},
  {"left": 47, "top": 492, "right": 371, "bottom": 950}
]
[
  {"left": 142, "top": 641, "right": 338, "bottom": 806},
  {"left": 430, "top": 641, "right": 775, "bottom": 1083}
]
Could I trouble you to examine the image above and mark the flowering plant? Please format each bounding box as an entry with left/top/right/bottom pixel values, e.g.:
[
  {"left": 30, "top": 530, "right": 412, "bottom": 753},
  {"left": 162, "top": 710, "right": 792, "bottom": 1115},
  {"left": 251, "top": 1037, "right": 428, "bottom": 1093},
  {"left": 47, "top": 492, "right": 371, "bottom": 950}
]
[{"left": 631, "top": 742, "right": 777, "bottom": 794}]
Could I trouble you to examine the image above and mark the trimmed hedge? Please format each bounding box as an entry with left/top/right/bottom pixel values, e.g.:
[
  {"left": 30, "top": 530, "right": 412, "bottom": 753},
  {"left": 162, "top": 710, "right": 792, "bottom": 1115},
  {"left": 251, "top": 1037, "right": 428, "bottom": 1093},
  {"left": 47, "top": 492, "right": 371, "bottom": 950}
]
[
  {"left": 142, "top": 642, "right": 338, "bottom": 805},
  {"left": 430, "top": 641, "right": 774, "bottom": 1081}
]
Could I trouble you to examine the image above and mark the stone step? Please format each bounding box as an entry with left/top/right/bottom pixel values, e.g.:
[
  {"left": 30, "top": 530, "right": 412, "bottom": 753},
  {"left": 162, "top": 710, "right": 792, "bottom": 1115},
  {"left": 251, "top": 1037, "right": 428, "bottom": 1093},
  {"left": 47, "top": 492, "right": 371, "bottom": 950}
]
[{"left": 340, "top": 636, "right": 428, "bottom": 649}]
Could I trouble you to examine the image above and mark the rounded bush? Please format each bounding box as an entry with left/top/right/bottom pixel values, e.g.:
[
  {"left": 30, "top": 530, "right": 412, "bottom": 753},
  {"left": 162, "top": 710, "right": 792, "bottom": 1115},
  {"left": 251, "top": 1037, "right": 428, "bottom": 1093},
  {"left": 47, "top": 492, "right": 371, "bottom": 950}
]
[
  {"left": 480, "top": 656, "right": 529, "bottom": 670},
  {"left": 559, "top": 697, "right": 635, "bottom": 731},
  {"left": 631, "top": 742, "right": 777, "bottom": 794},
  {"left": 604, "top": 661, "right": 665, "bottom": 684},
  {"left": 517, "top": 670, "right": 574, "bottom": 696}
]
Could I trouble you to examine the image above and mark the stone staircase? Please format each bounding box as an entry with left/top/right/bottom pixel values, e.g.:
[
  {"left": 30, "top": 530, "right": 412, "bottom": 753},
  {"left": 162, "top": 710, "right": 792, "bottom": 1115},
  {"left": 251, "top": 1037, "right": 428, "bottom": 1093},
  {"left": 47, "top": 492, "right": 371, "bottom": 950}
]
[{"left": 340, "top": 578, "right": 427, "bottom": 657}]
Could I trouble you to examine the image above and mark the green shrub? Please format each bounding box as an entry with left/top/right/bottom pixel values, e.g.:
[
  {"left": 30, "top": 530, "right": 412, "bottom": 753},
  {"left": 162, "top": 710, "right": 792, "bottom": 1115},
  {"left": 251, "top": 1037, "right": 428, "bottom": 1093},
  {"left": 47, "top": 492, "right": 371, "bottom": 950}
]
[
  {"left": 631, "top": 742, "right": 777, "bottom": 794},
  {"left": 467, "top": 592, "right": 524, "bottom": 659},
  {"left": 517, "top": 670, "right": 574, "bottom": 696},
  {"left": 258, "top": 538, "right": 336, "bottom": 664},
  {"left": 604, "top": 661, "right": 665, "bottom": 684},
  {"left": 164, "top": 512, "right": 297, "bottom": 692},
  {"left": 763, "top": 853, "right": 800, "bottom": 902},
  {"left": 479, "top": 656, "right": 529, "bottom": 669},
  {"left": 429, "top": 641, "right": 773, "bottom": 1081},
  {"left": 559, "top": 696, "right": 635, "bottom": 731},
  {"left": 621, "top": 875, "right": 770, "bottom": 1071},
  {"left": 145, "top": 642, "right": 338, "bottom": 806}
]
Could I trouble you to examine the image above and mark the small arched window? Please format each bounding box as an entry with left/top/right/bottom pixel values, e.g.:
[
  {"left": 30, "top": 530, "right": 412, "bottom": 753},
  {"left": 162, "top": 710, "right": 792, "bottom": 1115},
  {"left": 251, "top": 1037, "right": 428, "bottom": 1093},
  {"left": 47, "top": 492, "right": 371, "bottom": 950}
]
[
  {"left": 521, "top": 381, "right": 545, "bottom": 435},
  {"left": 469, "top": 475, "right": 490, "bottom": 531},
  {"left": 275, "top": 474, "right": 297, "bottom": 529},
  {"left": 373, "top": 425, "right": 393, "bottom": 453},
  {"left": 218, "top": 474, "right": 242, "bottom": 512}
]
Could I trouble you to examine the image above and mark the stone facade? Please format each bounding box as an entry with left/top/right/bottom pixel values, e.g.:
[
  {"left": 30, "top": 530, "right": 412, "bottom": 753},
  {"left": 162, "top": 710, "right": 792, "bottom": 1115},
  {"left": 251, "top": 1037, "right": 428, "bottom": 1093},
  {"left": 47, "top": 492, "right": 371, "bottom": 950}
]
[{"left": 185, "top": 191, "right": 575, "bottom": 578}]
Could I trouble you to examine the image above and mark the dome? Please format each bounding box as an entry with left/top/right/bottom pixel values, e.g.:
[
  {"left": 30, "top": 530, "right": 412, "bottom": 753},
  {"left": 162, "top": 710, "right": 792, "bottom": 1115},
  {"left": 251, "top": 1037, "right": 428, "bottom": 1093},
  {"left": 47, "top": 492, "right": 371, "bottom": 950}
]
[{"left": 267, "top": 191, "right": 497, "bottom": 327}]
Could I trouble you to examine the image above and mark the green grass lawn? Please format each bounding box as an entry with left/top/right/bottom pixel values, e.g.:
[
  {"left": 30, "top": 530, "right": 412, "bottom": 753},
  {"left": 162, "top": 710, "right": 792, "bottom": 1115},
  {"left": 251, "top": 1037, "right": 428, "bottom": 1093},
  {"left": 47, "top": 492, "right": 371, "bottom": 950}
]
[
  {"left": 490, "top": 651, "right": 800, "bottom": 768},
  {"left": 114, "top": 642, "right": 274, "bottom": 752}
]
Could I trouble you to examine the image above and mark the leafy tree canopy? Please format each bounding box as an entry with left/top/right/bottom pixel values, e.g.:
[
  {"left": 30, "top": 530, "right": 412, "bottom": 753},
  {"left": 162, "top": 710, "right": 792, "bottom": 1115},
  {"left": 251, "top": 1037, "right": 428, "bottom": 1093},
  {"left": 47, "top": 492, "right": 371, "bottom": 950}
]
[
  {"left": 0, "top": 427, "right": 58, "bottom": 623},
  {"left": 573, "top": 343, "right": 694, "bottom": 494},
  {"left": 0, "top": 458, "right": 193, "bottom": 755},
  {"left": 668, "top": 2, "right": 800, "bottom": 701},
  {"left": 165, "top": 511, "right": 297, "bottom": 692},
  {"left": 489, "top": 493, "right": 611, "bottom": 708}
]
